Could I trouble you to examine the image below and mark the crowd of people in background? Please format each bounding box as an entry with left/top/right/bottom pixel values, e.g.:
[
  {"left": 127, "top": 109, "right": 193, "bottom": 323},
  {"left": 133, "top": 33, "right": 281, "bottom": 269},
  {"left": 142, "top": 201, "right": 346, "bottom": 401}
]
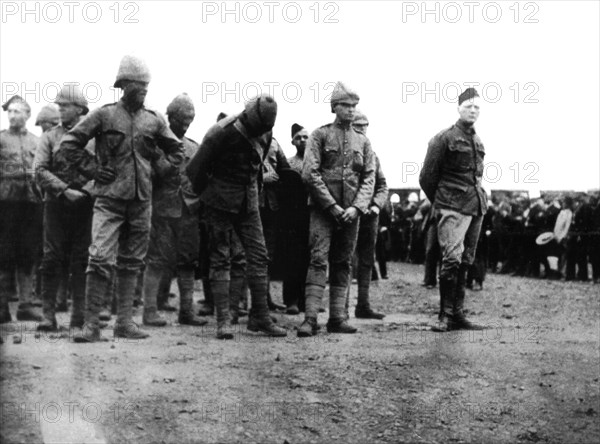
[{"left": 379, "top": 191, "right": 600, "bottom": 287}]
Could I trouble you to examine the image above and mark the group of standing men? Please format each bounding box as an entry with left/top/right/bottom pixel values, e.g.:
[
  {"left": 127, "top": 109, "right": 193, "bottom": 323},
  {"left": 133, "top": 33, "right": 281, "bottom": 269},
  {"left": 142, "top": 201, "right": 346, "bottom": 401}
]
[{"left": 1, "top": 54, "right": 488, "bottom": 342}]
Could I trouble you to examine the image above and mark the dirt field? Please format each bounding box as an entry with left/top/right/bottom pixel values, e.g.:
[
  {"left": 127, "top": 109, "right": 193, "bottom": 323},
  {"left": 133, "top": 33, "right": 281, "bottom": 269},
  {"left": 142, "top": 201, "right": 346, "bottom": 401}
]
[{"left": 1, "top": 262, "right": 599, "bottom": 444}]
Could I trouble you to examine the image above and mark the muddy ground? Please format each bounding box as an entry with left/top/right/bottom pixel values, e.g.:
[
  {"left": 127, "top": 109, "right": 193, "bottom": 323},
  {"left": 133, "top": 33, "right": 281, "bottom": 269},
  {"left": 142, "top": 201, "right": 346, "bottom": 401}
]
[{"left": 1, "top": 262, "right": 599, "bottom": 444}]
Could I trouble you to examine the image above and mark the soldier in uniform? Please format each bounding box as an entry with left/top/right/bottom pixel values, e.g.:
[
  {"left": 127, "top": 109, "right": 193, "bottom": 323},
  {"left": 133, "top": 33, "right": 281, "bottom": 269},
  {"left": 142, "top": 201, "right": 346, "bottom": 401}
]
[
  {"left": 281, "top": 123, "right": 310, "bottom": 314},
  {"left": 0, "top": 95, "right": 44, "bottom": 322},
  {"left": 187, "top": 94, "right": 287, "bottom": 339},
  {"left": 141, "top": 93, "right": 208, "bottom": 327},
  {"left": 419, "top": 87, "right": 487, "bottom": 332},
  {"left": 60, "top": 55, "right": 184, "bottom": 342},
  {"left": 297, "top": 82, "right": 376, "bottom": 337},
  {"left": 350, "top": 111, "right": 388, "bottom": 320},
  {"left": 35, "top": 105, "right": 60, "bottom": 133},
  {"left": 34, "top": 85, "right": 94, "bottom": 331}
]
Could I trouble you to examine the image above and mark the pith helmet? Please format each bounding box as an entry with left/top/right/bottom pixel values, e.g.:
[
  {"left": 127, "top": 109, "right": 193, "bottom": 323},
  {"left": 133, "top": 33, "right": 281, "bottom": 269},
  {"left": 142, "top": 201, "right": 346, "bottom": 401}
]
[
  {"left": 114, "top": 55, "right": 151, "bottom": 88},
  {"left": 35, "top": 105, "right": 60, "bottom": 126},
  {"left": 353, "top": 110, "right": 368, "bottom": 126},
  {"left": 166, "top": 93, "right": 195, "bottom": 117},
  {"left": 54, "top": 84, "right": 89, "bottom": 114}
]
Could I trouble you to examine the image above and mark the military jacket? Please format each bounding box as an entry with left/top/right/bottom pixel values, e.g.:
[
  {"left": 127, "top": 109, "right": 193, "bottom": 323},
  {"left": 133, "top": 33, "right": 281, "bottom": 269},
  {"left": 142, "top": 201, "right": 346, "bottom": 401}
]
[
  {"left": 186, "top": 115, "right": 267, "bottom": 214},
  {"left": 60, "top": 100, "right": 183, "bottom": 201},
  {"left": 302, "top": 118, "right": 376, "bottom": 213},
  {"left": 0, "top": 128, "right": 40, "bottom": 202},
  {"left": 419, "top": 119, "right": 487, "bottom": 216},
  {"left": 35, "top": 118, "right": 95, "bottom": 201}
]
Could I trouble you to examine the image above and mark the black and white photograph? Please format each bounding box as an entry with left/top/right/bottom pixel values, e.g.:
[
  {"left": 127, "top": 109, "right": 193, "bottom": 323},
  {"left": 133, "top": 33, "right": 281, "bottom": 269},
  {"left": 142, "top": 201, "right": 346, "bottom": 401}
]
[{"left": 1, "top": 1, "right": 599, "bottom": 443}]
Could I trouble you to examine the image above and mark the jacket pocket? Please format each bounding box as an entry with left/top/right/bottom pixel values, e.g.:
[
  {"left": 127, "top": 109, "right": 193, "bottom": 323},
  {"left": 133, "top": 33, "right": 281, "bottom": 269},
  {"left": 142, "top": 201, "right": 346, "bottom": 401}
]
[
  {"left": 102, "top": 129, "right": 125, "bottom": 153},
  {"left": 447, "top": 138, "right": 473, "bottom": 171},
  {"left": 351, "top": 149, "right": 364, "bottom": 173}
]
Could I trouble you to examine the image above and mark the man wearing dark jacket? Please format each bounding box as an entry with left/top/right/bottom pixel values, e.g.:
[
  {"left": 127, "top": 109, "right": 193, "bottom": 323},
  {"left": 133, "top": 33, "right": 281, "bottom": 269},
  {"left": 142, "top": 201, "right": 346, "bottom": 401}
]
[
  {"left": 186, "top": 94, "right": 287, "bottom": 339},
  {"left": 419, "top": 87, "right": 487, "bottom": 332}
]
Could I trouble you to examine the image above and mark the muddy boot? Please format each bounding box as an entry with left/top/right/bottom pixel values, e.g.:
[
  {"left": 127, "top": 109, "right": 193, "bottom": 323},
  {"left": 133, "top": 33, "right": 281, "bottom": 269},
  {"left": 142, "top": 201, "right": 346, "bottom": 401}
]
[
  {"left": 142, "top": 265, "right": 167, "bottom": 327},
  {"left": 355, "top": 279, "right": 385, "bottom": 319},
  {"left": 327, "top": 286, "right": 357, "bottom": 334},
  {"left": 74, "top": 272, "right": 109, "bottom": 343},
  {"left": 114, "top": 270, "right": 149, "bottom": 339},
  {"left": 178, "top": 269, "right": 207, "bottom": 326},
  {"left": 212, "top": 280, "right": 234, "bottom": 340},
  {"left": 157, "top": 271, "right": 176, "bottom": 312},
  {"left": 228, "top": 276, "right": 245, "bottom": 324},
  {"left": 432, "top": 275, "right": 457, "bottom": 332},
  {"left": 297, "top": 284, "right": 323, "bottom": 337},
  {"left": 56, "top": 266, "right": 69, "bottom": 312},
  {"left": 197, "top": 277, "right": 214, "bottom": 316},
  {"left": 69, "top": 268, "right": 86, "bottom": 329},
  {"left": 37, "top": 268, "right": 59, "bottom": 332},
  {"left": 247, "top": 277, "right": 286, "bottom": 337},
  {"left": 452, "top": 263, "right": 484, "bottom": 330},
  {"left": 16, "top": 268, "right": 43, "bottom": 322},
  {"left": 297, "top": 317, "right": 318, "bottom": 337},
  {"left": 0, "top": 271, "right": 13, "bottom": 323}
]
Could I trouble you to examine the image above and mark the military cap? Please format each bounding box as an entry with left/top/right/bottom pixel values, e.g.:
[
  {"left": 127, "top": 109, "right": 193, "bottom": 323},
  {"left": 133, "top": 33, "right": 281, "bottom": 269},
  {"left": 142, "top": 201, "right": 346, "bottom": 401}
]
[
  {"left": 458, "top": 87, "right": 480, "bottom": 105},
  {"left": 291, "top": 123, "right": 304, "bottom": 138},
  {"left": 330, "top": 81, "right": 360, "bottom": 112},
  {"left": 244, "top": 94, "right": 277, "bottom": 132},
  {"left": 114, "top": 55, "right": 151, "bottom": 88},
  {"left": 2, "top": 95, "right": 30, "bottom": 112}
]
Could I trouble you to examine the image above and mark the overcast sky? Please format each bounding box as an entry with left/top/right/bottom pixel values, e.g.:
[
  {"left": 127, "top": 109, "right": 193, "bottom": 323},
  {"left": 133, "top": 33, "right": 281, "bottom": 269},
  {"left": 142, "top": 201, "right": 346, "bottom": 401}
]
[{"left": 1, "top": 0, "right": 598, "bottom": 194}]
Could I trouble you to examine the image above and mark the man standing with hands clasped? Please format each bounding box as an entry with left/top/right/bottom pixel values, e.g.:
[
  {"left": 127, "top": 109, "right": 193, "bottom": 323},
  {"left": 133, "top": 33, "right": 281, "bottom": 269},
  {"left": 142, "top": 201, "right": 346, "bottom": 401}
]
[
  {"left": 419, "top": 87, "right": 488, "bottom": 332},
  {"left": 298, "top": 82, "right": 376, "bottom": 337},
  {"left": 61, "top": 55, "right": 185, "bottom": 342}
]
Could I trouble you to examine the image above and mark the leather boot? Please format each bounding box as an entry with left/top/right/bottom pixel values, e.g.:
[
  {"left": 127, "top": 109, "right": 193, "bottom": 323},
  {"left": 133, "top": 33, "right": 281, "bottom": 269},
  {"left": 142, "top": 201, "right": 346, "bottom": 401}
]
[
  {"left": 56, "top": 266, "right": 69, "bottom": 312},
  {"left": 0, "top": 270, "right": 13, "bottom": 323},
  {"left": 73, "top": 271, "right": 109, "bottom": 343},
  {"left": 229, "top": 276, "right": 245, "bottom": 324},
  {"left": 177, "top": 268, "right": 207, "bottom": 326},
  {"left": 432, "top": 275, "right": 457, "bottom": 332},
  {"left": 213, "top": 280, "right": 234, "bottom": 340},
  {"left": 37, "top": 268, "right": 59, "bottom": 331},
  {"left": 197, "top": 277, "right": 214, "bottom": 316},
  {"left": 157, "top": 271, "right": 176, "bottom": 312},
  {"left": 16, "top": 268, "right": 43, "bottom": 322},
  {"left": 356, "top": 277, "right": 385, "bottom": 319},
  {"left": 327, "top": 285, "right": 357, "bottom": 334},
  {"left": 297, "top": 317, "right": 318, "bottom": 337},
  {"left": 69, "top": 267, "right": 86, "bottom": 329},
  {"left": 114, "top": 270, "right": 149, "bottom": 339},
  {"left": 247, "top": 276, "right": 286, "bottom": 337},
  {"left": 142, "top": 265, "right": 167, "bottom": 327},
  {"left": 453, "top": 263, "right": 484, "bottom": 330}
]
